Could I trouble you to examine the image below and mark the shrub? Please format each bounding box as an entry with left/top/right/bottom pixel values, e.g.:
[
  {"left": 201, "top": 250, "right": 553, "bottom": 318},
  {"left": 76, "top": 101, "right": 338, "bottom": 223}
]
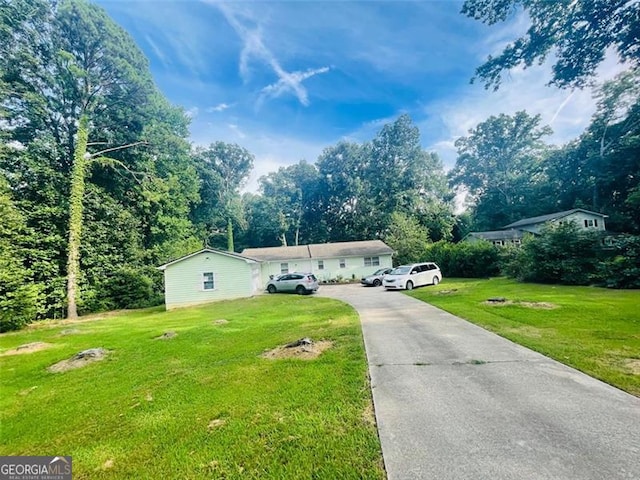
[
  {"left": 0, "top": 257, "right": 41, "bottom": 332},
  {"left": 98, "top": 266, "right": 164, "bottom": 311},
  {"left": 507, "top": 223, "right": 600, "bottom": 285},
  {"left": 597, "top": 235, "right": 640, "bottom": 289},
  {"left": 424, "top": 240, "right": 500, "bottom": 278}
]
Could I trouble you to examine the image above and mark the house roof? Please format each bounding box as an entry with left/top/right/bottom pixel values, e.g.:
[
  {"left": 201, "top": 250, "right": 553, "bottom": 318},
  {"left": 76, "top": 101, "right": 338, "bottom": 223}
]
[
  {"left": 503, "top": 208, "right": 608, "bottom": 229},
  {"left": 466, "top": 230, "right": 525, "bottom": 241},
  {"left": 157, "top": 248, "right": 259, "bottom": 270},
  {"left": 242, "top": 240, "right": 394, "bottom": 261}
]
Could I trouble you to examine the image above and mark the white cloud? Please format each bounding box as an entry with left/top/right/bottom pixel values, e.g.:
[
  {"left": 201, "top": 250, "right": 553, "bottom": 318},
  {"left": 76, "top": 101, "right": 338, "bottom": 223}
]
[
  {"left": 144, "top": 34, "right": 170, "bottom": 68},
  {"left": 422, "top": 53, "right": 628, "bottom": 170},
  {"left": 212, "top": 1, "right": 330, "bottom": 107},
  {"left": 208, "top": 103, "right": 233, "bottom": 113},
  {"left": 227, "top": 123, "right": 246, "bottom": 139},
  {"left": 190, "top": 118, "right": 326, "bottom": 193},
  {"left": 185, "top": 107, "right": 199, "bottom": 119}
]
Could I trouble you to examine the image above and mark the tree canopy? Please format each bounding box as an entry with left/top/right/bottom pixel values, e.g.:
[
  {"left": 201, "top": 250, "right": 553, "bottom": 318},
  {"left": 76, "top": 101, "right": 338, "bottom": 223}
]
[{"left": 463, "top": 0, "right": 640, "bottom": 89}]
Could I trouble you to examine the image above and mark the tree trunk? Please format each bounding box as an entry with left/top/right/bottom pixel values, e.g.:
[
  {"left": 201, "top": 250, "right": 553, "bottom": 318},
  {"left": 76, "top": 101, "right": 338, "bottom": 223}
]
[
  {"left": 65, "top": 115, "right": 89, "bottom": 320},
  {"left": 227, "top": 218, "right": 234, "bottom": 252}
]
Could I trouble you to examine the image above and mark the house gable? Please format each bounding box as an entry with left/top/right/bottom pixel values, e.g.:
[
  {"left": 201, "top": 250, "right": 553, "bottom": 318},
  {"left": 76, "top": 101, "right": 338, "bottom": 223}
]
[{"left": 159, "top": 249, "right": 258, "bottom": 310}]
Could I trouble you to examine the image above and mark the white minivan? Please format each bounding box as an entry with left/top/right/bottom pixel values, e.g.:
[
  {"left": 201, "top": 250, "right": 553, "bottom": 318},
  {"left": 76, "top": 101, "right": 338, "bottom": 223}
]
[{"left": 382, "top": 262, "right": 442, "bottom": 290}]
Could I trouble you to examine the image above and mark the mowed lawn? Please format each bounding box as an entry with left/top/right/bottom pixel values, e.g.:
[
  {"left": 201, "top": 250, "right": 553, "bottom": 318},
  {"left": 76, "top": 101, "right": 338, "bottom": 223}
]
[
  {"left": 0, "top": 295, "right": 385, "bottom": 479},
  {"left": 408, "top": 278, "right": 640, "bottom": 396}
]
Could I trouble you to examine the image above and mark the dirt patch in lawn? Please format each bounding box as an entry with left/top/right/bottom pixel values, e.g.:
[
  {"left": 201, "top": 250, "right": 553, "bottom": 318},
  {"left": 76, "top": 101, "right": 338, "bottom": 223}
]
[
  {"left": 48, "top": 348, "right": 109, "bottom": 373},
  {"left": 1, "top": 342, "right": 52, "bottom": 356},
  {"left": 154, "top": 331, "right": 177, "bottom": 340},
  {"left": 262, "top": 337, "right": 333, "bottom": 360},
  {"left": 483, "top": 299, "right": 558, "bottom": 309},
  {"left": 624, "top": 359, "right": 640, "bottom": 375},
  {"left": 213, "top": 319, "right": 229, "bottom": 325}
]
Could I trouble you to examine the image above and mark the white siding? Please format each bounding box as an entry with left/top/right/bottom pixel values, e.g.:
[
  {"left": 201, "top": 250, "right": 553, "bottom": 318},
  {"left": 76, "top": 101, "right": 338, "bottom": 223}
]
[
  {"left": 259, "top": 254, "right": 393, "bottom": 285},
  {"left": 163, "top": 252, "right": 256, "bottom": 309}
]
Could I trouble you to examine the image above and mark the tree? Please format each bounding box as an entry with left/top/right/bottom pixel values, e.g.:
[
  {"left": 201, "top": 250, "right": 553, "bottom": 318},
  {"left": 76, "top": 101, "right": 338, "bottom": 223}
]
[
  {"left": 450, "top": 111, "right": 553, "bottom": 229},
  {"left": 0, "top": 178, "right": 40, "bottom": 331},
  {"left": 259, "top": 160, "right": 321, "bottom": 246},
  {"left": 368, "top": 115, "right": 452, "bottom": 238},
  {"left": 316, "top": 142, "right": 369, "bottom": 241},
  {"left": 383, "top": 212, "right": 431, "bottom": 266},
  {"left": 463, "top": 0, "right": 640, "bottom": 89},
  {"left": 1, "top": 0, "right": 199, "bottom": 319},
  {"left": 192, "top": 142, "right": 254, "bottom": 251}
]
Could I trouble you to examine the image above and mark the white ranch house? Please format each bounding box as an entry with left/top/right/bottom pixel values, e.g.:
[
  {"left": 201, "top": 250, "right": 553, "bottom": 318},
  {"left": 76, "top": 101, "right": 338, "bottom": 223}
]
[
  {"left": 158, "top": 240, "right": 394, "bottom": 310},
  {"left": 465, "top": 209, "right": 608, "bottom": 247},
  {"left": 242, "top": 240, "right": 394, "bottom": 285}
]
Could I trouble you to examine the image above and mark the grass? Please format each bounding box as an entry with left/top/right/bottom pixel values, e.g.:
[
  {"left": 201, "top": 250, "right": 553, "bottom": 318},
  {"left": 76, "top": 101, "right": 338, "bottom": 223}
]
[
  {"left": 0, "top": 295, "right": 385, "bottom": 479},
  {"left": 407, "top": 277, "right": 640, "bottom": 397}
]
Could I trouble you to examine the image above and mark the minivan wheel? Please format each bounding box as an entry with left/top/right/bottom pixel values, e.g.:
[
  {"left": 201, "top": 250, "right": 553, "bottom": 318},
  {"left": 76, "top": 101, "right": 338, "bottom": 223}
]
[
  {"left": 405, "top": 281, "right": 414, "bottom": 291},
  {"left": 296, "top": 285, "right": 306, "bottom": 295},
  {"left": 373, "top": 279, "right": 382, "bottom": 287},
  {"left": 433, "top": 276, "right": 440, "bottom": 286},
  {"left": 267, "top": 285, "right": 277, "bottom": 294}
]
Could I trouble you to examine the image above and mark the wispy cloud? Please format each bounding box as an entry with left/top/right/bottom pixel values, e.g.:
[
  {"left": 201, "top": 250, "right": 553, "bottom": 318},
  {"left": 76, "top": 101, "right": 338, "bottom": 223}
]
[
  {"left": 212, "top": 1, "right": 330, "bottom": 106},
  {"left": 185, "top": 107, "right": 199, "bottom": 119},
  {"left": 207, "top": 103, "right": 233, "bottom": 113},
  {"left": 421, "top": 53, "right": 627, "bottom": 170}
]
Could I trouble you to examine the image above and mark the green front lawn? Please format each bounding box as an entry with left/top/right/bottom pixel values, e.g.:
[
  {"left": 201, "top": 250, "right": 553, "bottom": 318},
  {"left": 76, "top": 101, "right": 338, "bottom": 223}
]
[
  {"left": 0, "top": 296, "right": 384, "bottom": 479},
  {"left": 408, "top": 278, "right": 640, "bottom": 396}
]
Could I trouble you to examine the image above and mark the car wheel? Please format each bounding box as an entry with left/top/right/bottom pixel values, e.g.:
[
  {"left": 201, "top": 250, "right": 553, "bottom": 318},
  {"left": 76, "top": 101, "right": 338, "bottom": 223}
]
[
  {"left": 406, "top": 281, "right": 414, "bottom": 291},
  {"left": 296, "top": 285, "right": 306, "bottom": 295},
  {"left": 267, "top": 285, "right": 277, "bottom": 294},
  {"left": 432, "top": 276, "right": 440, "bottom": 286},
  {"left": 373, "top": 279, "right": 382, "bottom": 287}
]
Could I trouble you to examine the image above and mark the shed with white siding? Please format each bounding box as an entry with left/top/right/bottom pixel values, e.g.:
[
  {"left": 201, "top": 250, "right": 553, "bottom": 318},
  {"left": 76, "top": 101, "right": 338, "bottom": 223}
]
[{"left": 157, "top": 249, "right": 261, "bottom": 310}]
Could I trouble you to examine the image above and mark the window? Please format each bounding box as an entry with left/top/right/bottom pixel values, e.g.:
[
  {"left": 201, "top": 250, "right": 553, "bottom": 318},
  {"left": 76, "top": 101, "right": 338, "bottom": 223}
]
[
  {"left": 280, "top": 263, "right": 289, "bottom": 274},
  {"left": 339, "top": 258, "right": 346, "bottom": 268},
  {"left": 318, "top": 260, "right": 324, "bottom": 270},
  {"left": 364, "top": 256, "right": 380, "bottom": 267},
  {"left": 594, "top": 219, "right": 598, "bottom": 227},
  {"left": 202, "top": 272, "right": 214, "bottom": 291}
]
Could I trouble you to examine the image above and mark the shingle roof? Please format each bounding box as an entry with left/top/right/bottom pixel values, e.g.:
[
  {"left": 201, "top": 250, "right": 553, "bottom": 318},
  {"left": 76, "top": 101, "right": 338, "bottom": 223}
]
[
  {"left": 242, "top": 240, "right": 394, "bottom": 261},
  {"left": 157, "top": 248, "right": 259, "bottom": 270},
  {"left": 503, "top": 208, "right": 607, "bottom": 229}
]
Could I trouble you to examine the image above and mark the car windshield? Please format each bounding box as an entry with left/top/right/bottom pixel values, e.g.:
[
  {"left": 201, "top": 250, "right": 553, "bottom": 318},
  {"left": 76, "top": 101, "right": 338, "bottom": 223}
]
[
  {"left": 373, "top": 268, "right": 389, "bottom": 275},
  {"left": 390, "top": 266, "right": 411, "bottom": 275}
]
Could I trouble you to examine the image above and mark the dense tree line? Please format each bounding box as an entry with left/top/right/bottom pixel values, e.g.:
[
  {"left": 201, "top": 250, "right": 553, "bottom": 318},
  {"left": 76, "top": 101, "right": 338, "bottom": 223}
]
[{"left": 1, "top": 0, "right": 638, "bottom": 330}]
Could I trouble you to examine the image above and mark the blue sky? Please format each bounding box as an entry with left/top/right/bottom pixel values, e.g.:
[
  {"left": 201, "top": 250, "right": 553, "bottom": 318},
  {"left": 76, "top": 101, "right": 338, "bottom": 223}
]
[{"left": 96, "top": 0, "right": 624, "bottom": 191}]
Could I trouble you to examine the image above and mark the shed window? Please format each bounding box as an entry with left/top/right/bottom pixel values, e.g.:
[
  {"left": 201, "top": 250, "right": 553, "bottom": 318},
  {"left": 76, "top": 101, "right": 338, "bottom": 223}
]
[
  {"left": 280, "top": 263, "right": 289, "bottom": 274},
  {"left": 318, "top": 260, "right": 324, "bottom": 270},
  {"left": 339, "top": 258, "right": 346, "bottom": 268},
  {"left": 203, "top": 272, "right": 215, "bottom": 291},
  {"left": 364, "top": 256, "right": 380, "bottom": 267}
]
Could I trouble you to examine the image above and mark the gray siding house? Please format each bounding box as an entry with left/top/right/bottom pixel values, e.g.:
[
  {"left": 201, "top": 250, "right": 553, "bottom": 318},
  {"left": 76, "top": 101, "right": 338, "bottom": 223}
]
[
  {"left": 465, "top": 209, "right": 608, "bottom": 246},
  {"left": 242, "top": 240, "right": 394, "bottom": 285},
  {"left": 157, "top": 249, "right": 261, "bottom": 310}
]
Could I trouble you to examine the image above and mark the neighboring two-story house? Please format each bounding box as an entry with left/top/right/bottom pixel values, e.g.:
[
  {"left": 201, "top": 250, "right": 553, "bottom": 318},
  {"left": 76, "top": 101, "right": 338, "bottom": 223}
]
[{"left": 465, "top": 209, "right": 608, "bottom": 247}]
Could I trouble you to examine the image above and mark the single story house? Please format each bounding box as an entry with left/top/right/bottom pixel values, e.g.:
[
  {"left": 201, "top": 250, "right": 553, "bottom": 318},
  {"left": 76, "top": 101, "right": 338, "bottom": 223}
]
[
  {"left": 242, "top": 240, "right": 394, "bottom": 285},
  {"left": 465, "top": 209, "right": 608, "bottom": 247},
  {"left": 157, "top": 249, "right": 262, "bottom": 310},
  {"left": 157, "top": 240, "right": 394, "bottom": 310}
]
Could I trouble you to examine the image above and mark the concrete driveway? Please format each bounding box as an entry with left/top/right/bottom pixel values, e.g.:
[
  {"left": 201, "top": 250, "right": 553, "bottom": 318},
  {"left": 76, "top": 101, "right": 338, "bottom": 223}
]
[{"left": 318, "top": 284, "right": 640, "bottom": 480}]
